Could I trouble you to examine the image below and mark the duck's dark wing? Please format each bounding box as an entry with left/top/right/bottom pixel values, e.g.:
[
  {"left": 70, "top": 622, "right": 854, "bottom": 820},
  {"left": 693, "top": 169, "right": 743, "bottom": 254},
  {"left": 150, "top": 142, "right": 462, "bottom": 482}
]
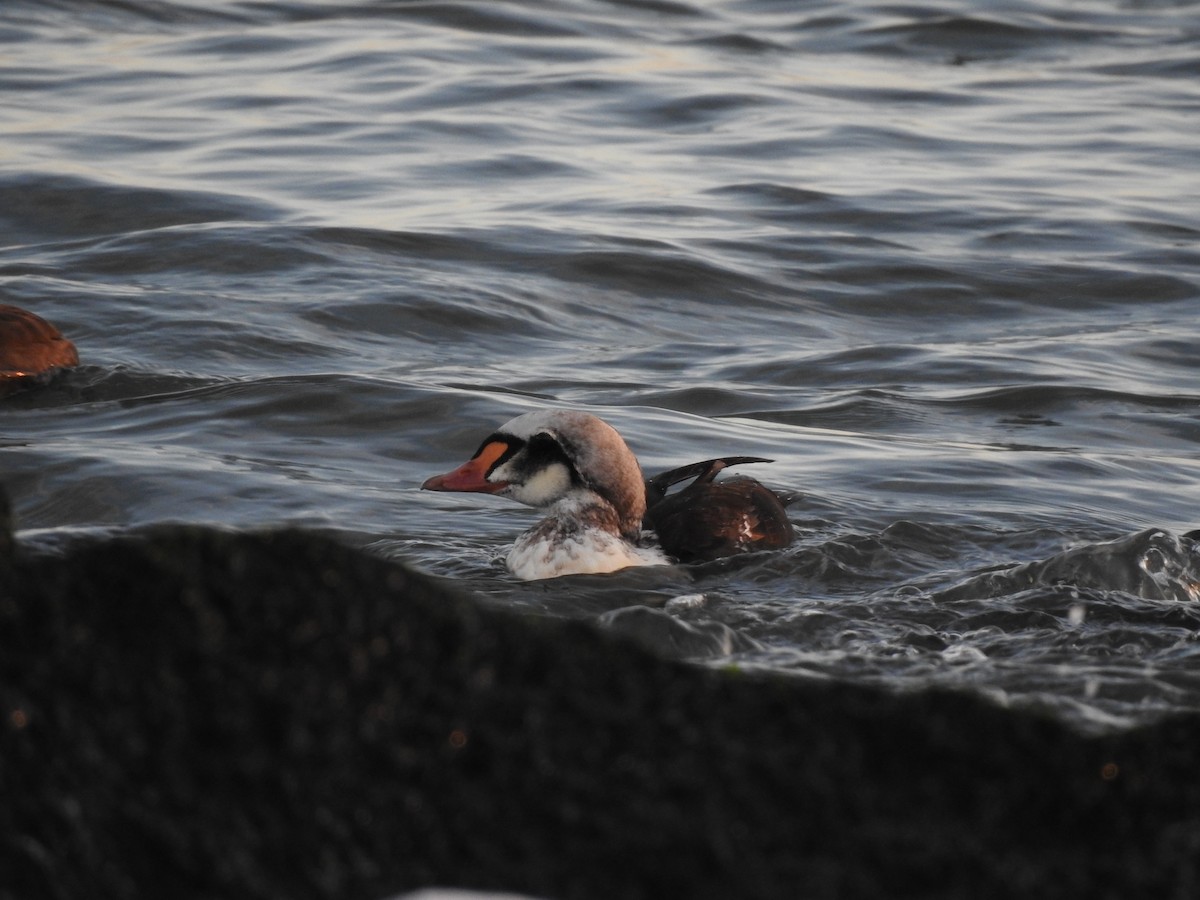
[
  {"left": 644, "top": 458, "right": 793, "bottom": 563},
  {"left": 644, "top": 456, "right": 773, "bottom": 507}
]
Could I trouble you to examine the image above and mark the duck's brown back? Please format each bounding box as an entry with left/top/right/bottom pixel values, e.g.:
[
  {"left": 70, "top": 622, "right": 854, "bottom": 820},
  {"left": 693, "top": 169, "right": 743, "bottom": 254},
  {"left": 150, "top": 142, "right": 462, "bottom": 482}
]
[
  {"left": 0, "top": 305, "right": 79, "bottom": 378},
  {"left": 645, "top": 459, "right": 793, "bottom": 563}
]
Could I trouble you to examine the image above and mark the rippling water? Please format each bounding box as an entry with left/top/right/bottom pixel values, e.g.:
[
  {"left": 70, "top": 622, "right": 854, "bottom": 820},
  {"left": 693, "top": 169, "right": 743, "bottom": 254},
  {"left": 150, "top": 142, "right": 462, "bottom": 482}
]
[{"left": 3, "top": 0, "right": 1200, "bottom": 733}]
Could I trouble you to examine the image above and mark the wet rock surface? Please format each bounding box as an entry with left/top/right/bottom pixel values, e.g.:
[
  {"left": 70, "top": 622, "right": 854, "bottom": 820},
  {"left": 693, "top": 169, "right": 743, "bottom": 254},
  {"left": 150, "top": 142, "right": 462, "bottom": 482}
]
[{"left": 2, "top": 522, "right": 1198, "bottom": 899}]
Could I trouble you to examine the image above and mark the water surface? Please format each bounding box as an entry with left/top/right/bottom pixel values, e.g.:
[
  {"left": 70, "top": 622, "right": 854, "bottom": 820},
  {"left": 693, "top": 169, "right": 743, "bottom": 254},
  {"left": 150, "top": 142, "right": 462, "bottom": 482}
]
[{"left": 4, "top": 0, "right": 1200, "bottom": 732}]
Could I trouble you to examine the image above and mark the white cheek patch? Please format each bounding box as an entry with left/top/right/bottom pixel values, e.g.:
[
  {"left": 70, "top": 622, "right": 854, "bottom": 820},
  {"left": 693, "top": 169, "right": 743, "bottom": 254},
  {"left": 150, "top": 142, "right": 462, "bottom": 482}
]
[{"left": 495, "top": 460, "right": 573, "bottom": 507}]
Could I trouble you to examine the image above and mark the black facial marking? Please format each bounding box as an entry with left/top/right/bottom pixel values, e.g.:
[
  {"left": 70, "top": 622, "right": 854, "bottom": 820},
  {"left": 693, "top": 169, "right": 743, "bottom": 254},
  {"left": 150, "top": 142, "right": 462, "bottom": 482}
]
[{"left": 522, "top": 432, "right": 581, "bottom": 485}]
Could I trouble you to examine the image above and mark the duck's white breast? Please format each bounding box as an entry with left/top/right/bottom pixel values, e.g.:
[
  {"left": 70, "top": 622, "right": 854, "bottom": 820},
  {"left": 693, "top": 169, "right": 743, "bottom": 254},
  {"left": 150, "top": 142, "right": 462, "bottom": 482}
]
[{"left": 506, "top": 528, "right": 669, "bottom": 580}]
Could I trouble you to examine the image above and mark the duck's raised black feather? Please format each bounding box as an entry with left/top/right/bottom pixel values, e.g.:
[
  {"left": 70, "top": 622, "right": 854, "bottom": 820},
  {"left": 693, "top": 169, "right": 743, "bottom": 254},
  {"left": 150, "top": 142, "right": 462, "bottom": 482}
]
[
  {"left": 644, "top": 458, "right": 793, "bottom": 564},
  {"left": 644, "top": 456, "right": 773, "bottom": 507}
]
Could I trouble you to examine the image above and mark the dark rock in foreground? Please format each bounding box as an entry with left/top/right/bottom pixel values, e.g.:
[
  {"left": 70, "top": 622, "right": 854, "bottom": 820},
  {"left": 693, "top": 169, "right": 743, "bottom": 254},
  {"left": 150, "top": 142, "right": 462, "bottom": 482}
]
[{"left": 2, "top": 524, "right": 1198, "bottom": 900}]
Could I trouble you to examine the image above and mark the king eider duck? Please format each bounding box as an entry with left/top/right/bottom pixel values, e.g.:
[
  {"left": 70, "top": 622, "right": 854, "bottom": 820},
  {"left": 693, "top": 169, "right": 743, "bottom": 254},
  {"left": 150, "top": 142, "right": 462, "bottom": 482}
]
[
  {"left": 421, "top": 409, "right": 793, "bottom": 580},
  {"left": 0, "top": 304, "right": 78, "bottom": 395}
]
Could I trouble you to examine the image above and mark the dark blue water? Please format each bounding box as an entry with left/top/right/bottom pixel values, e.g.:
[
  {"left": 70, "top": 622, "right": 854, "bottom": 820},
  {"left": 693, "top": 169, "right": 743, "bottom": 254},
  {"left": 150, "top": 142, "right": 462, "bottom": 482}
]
[{"left": 3, "top": 0, "right": 1199, "bottom": 733}]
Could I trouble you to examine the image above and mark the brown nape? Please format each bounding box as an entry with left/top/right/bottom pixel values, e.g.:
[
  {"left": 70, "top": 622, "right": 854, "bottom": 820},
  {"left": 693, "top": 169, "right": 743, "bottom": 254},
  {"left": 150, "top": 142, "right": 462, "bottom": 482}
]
[
  {"left": 644, "top": 457, "right": 793, "bottom": 563},
  {"left": 0, "top": 304, "right": 79, "bottom": 384}
]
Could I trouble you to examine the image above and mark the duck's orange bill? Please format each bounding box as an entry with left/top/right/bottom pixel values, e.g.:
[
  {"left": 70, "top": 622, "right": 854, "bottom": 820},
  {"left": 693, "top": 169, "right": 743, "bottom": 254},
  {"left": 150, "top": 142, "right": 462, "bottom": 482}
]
[{"left": 421, "top": 440, "right": 510, "bottom": 493}]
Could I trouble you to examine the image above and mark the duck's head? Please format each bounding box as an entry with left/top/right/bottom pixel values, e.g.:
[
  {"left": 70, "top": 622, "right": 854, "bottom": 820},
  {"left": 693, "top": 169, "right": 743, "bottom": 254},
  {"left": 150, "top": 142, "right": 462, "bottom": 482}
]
[{"left": 422, "top": 409, "right": 646, "bottom": 540}]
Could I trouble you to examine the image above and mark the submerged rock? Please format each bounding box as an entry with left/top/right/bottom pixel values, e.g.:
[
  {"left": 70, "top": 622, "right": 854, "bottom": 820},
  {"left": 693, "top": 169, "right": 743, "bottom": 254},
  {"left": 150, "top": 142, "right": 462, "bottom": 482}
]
[
  {"left": 2, "top": 522, "right": 1198, "bottom": 899},
  {"left": 936, "top": 528, "right": 1200, "bottom": 604}
]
